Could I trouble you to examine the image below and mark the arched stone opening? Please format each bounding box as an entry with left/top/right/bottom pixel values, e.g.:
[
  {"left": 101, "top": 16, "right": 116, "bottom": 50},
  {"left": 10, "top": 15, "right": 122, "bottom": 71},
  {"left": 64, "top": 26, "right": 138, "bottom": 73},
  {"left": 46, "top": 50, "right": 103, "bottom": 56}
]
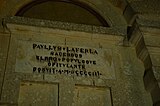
[
  {"left": 15, "top": 0, "right": 109, "bottom": 27},
  {"left": 0, "top": 0, "right": 158, "bottom": 106},
  {"left": 0, "top": 0, "right": 127, "bottom": 31}
]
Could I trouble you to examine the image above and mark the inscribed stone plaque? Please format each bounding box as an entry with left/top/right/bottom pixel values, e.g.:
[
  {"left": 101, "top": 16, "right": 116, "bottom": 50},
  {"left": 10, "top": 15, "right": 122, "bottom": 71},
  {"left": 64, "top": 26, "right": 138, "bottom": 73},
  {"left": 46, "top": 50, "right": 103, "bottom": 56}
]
[
  {"left": 73, "top": 85, "right": 112, "bottom": 106},
  {"left": 18, "top": 82, "right": 58, "bottom": 106},
  {"left": 15, "top": 40, "right": 115, "bottom": 79}
]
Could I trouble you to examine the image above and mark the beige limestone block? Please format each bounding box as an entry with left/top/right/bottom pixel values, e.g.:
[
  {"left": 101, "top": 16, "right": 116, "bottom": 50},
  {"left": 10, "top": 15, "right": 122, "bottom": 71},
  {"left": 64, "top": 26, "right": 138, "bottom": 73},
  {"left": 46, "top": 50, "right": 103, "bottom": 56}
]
[
  {"left": 73, "top": 85, "right": 112, "bottom": 106},
  {"left": 18, "top": 82, "right": 59, "bottom": 106}
]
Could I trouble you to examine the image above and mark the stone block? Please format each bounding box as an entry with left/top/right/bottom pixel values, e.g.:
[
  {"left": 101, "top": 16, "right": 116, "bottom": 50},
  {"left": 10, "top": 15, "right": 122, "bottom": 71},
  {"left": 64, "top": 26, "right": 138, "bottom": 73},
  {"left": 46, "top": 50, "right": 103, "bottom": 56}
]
[
  {"left": 0, "top": 33, "right": 10, "bottom": 97},
  {"left": 146, "top": 47, "right": 160, "bottom": 67},
  {"left": 151, "top": 84, "right": 160, "bottom": 105},
  {"left": 149, "top": 53, "right": 160, "bottom": 67},
  {"left": 18, "top": 81, "right": 59, "bottom": 106},
  {"left": 143, "top": 69, "right": 157, "bottom": 91},
  {"left": 0, "top": 22, "right": 153, "bottom": 106},
  {"left": 144, "top": 34, "right": 160, "bottom": 47},
  {"left": 73, "top": 85, "right": 112, "bottom": 106}
]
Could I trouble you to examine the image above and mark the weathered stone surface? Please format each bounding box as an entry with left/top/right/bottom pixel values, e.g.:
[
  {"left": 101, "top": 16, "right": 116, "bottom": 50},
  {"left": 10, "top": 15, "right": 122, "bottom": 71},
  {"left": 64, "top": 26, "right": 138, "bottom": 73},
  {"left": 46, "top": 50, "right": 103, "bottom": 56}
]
[
  {"left": 130, "top": 17, "right": 160, "bottom": 105},
  {"left": 137, "top": 15, "right": 160, "bottom": 28},
  {"left": 4, "top": 16, "right": 126, "bottom": 36},
  {"left": 143, "top": 69, "right": 158, "bottom": 91},
  {"left": 147, "top": 47, "right": 160, "bottom": 67},
  {"left": 0, "top": 33, "right": 10, "bottom": 98},
  {"left": 0, "top": 0, "right": 127, "bottom": 30},
  {"left": 0, "top": 0, "right": 160, "bottom": 105},
  {"left": 152, "top": 66, "right": 160, "bottom": 81},
  {"left": 0, "top": 22, "right": 152, "bottom": 105},
  {"left": 15, "top": 40, "right": 116, "bottom": 80},
  {"left": 131, "top": 0, "right": 160, "bottom": 14},
  {"left": 150, "top": 84, "right": 160, "bottom": 105},
  {"left": 111, "top": 47, "right": 152, "bottom": 106},
  {"left": 73, "top": 86, "right": 112, "bottom": 106},
  {"left": 142, "top": 31, "right": 160, "bottom": 48},
  {"left": 18, "top": 82, "right": 58, "bottom": 106}
]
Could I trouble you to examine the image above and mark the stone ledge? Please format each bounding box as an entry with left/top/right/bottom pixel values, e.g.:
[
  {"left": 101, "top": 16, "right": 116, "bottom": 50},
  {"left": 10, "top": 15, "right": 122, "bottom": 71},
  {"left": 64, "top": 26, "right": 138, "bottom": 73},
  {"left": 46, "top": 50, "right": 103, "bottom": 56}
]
[
  {"left": 3, "top": 16, "right": 126, "bottom": 36},
  {"left": 136, "top": 15, "right": 160, "bottom": 28}
]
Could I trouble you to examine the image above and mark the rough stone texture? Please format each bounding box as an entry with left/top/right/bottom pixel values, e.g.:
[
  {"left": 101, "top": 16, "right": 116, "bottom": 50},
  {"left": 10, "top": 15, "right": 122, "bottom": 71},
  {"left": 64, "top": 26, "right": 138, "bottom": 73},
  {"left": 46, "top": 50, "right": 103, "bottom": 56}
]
[
  {"left": 0, "top": 0, "right": 160, "bottom": 105},
  {"left": 152, "top": 66, "right": 160, "bottom": 82},
  {"left": 0, "top": 22, "right": 152, "bottom": 105},
  {"left": 0, "top": 0, "right": 127, "bottom": 31},
  {"left": 0, "top": 0, "right": 159, "bottom": 34},
  {"left": 129, "top": 15, "right": 160, "bottom": 105},
  {"left": 73, "top": 86, "right": 112, "bottom": 106},
  {"left": 111, "top": 47, "right": 152, "bottom": 106},
  {"left": 18, "top": 82, "right": 59, "bottom": 106},
  {"left": 130, "top": 0, "right": 160, "bottom": 14},
  {"left": 139, "top": 22, "right": 160, "bottom": 82},
  {"left": 150, "top": 83, "right": 160, "bottom": 105},
  {"left": 149, "top": 51, "right": 160, "bottom": 67},
  {"left": 137, "top": 15, "right": 160, "bottom": 29},
  {"left": 4, "top": 16, "right": 126, "bottom": 36},
  {"left": 143, "top": 69, "right": 157, "bottom": 92},
  {"left": 0, "top": 33, "right": 10, "bottom": 99}
]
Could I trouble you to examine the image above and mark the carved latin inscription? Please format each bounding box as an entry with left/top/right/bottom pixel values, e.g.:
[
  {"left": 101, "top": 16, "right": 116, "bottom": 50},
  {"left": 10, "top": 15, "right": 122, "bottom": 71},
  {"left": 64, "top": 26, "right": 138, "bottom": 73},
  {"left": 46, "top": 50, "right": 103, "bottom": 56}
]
[{"left": 15, "top": 40, "right": 115, "bottom": 79}]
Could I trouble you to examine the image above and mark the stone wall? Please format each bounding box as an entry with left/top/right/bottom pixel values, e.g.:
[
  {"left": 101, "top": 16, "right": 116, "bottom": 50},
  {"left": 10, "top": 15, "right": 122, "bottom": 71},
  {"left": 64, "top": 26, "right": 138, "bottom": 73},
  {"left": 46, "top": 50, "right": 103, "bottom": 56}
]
[
  {"left": 0, "top": 17, "right": 152, "bottom": 105},
  {"left": 0, "top": 0, "right": 160, "bottom": 105},
  {"left": 129, "top": 15, "right": 160, "bottom": 106}
]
